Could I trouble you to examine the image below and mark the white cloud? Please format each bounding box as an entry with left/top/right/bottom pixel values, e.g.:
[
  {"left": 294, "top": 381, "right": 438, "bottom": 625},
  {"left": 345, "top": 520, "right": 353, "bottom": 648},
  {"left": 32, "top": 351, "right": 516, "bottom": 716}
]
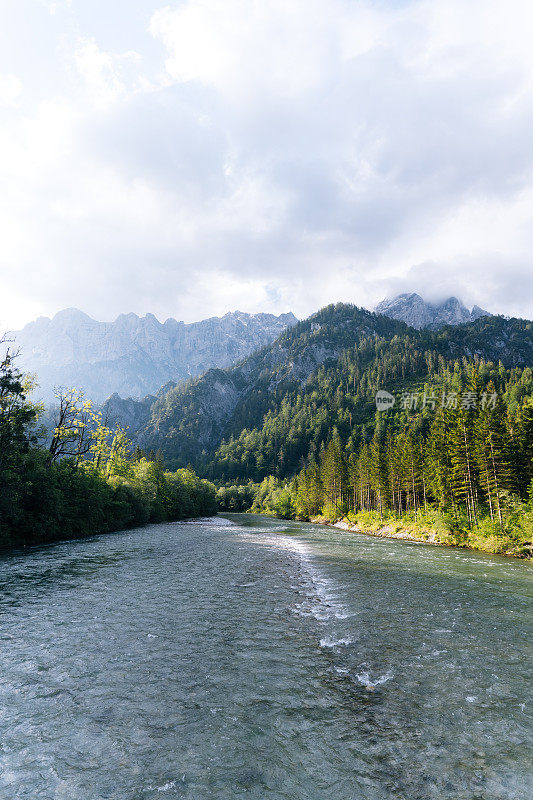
[
  {"left": 0, "top": 74, "right": 22, "bottom": 107},
  {"left": 150, "top": 0, "right": 349, "bottom": 99},
  {"left": 40, "top": 0, "right": 71, "bottom": 15},
  {"left": 1, "top": 0, "right": 533, "bottom": 330},
  {"left": 74, "top": 39, "right": 144, "bottom": 107}
]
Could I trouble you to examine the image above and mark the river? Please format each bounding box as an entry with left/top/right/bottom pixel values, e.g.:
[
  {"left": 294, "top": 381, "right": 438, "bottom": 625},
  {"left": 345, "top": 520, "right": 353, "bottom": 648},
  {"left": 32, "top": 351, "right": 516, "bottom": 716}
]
[{"left": 0, "top": 514, "right": 531, "bottom": 799}]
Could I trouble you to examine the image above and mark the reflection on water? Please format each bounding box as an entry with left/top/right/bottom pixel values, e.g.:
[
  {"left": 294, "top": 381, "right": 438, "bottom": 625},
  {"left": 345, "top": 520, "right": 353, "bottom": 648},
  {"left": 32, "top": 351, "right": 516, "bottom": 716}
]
[{"left": 0, "top": 514, "right": 531, "bottom": 799}]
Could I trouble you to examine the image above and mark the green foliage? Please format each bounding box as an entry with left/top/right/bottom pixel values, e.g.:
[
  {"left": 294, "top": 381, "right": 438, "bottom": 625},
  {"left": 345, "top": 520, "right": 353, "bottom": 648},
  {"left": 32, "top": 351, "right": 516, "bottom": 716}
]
[
  {"left": 217, "top": 482, "right": 258, "bottom": 512},
  {"left": 0, "top": 346, "right": 40, "bottom": 469},
  {"left": 274, "top": 485, "right": 298, "bottom": 519},
  {"left": 0, "top": 350, "right": 217, "bottom": 550}
]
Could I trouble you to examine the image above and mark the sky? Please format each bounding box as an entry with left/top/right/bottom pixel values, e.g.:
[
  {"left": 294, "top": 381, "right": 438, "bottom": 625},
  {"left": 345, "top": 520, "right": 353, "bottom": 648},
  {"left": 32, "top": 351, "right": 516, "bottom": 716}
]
[{"left": 1, "top": 0, "right": 532, "bottom": 329}]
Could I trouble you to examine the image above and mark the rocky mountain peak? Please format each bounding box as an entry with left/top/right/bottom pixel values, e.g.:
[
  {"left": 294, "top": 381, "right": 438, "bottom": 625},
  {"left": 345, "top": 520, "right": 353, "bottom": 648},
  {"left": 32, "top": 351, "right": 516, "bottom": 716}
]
[
  {"left": 52, "top": 307, "right": 94, "bottom": 324},
  {"left": 375, "top": 293, "right": 491, "bottom": 330}
]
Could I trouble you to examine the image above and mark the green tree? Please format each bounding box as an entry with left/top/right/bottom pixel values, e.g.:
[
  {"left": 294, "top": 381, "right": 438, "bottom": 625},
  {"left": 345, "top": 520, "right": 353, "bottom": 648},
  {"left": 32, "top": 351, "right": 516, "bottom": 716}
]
[{"left": 474, "top": 383, "right": 514, "bottom": 529}]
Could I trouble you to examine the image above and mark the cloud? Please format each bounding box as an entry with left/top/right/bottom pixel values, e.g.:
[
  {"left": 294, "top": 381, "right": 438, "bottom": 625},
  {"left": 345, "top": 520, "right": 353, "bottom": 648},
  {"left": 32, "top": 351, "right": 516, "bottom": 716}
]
[
  {"left": 74, "top": 39, "right": 142, "bottom": 106},
  {"left": 42, "top": 0, "right": 72, "bottom": 15},
  {"left": 1, "top": 0, "right": 533, "bottom": 330},
  {"left": 0, "top": 74, "right": 23, "bottom": 107}
]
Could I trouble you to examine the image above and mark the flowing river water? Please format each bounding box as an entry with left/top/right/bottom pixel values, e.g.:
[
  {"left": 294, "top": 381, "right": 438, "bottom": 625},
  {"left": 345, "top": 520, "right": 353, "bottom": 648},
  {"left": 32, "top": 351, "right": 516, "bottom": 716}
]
[{"left": 0, "top": 514, "right": 531, "bottom": 799}]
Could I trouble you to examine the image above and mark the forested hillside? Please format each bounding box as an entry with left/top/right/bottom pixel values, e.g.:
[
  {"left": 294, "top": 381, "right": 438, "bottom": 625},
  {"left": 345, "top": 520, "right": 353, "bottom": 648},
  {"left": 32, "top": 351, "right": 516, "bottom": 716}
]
[
  {"left": 137, "top": 305, "right": 415, "bottom": 466},
  {"left": 137, "top": 304, "right": 533, "bottom": 482}
]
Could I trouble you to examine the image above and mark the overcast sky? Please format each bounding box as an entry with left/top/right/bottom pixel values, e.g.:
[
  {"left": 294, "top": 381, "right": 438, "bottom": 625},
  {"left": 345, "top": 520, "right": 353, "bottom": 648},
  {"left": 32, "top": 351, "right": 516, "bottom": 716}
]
[{"left": 1, "top": 0, "right": 532, "bottom": 329}]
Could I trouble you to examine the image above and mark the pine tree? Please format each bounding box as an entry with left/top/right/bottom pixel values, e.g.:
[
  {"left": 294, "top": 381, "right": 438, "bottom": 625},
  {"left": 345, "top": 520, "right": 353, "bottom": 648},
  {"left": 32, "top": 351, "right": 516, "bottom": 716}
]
[
  {"left": 451, "top": 403, "right": 479, "bottom": 528},
  {"left": 474, "top": 382, "right": 514, "bottom": 529},
  {"left": 426, "top": 406, "right": 458, "bottom": 519},
  {"left": 320, "top": 432, "right": 348, "bottom": 515},
  {"left": 369, "top": 431, "right": 389, "bottom": 520},
  {"left": 296, "top": 460, "right": 323, "bottom": 518}
]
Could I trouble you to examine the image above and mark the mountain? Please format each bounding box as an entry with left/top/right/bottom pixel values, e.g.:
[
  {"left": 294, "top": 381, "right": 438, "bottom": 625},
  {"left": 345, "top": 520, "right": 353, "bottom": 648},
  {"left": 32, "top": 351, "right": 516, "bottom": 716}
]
[
  {"left": 119, "top": 304, "right": 533, "bottom": 477},
  {"left": 10, "top": 308, "right": 297, "bottom": 403},
  {"left": 122, "top": 305, "right": 405, "bottom": 462},
  {"left": 375, "top": 293, "right": 491, "bottom": 329}
]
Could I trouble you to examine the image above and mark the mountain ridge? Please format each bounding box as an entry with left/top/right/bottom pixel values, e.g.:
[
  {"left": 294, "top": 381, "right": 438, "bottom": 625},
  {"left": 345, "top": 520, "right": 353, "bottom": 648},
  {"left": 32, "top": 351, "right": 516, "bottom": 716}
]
[{"left": 10, "top": 308, "right": 298, "bottom": 403}]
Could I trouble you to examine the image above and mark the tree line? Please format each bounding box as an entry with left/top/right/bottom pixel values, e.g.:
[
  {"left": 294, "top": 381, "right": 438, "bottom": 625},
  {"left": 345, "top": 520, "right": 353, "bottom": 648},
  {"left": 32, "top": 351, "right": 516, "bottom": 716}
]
[
  {"left": 0, "top": 339, "right": 217, "bottom": 550},
  {"left": 239, "top": 365, "right": 533, "bottom": 555}
]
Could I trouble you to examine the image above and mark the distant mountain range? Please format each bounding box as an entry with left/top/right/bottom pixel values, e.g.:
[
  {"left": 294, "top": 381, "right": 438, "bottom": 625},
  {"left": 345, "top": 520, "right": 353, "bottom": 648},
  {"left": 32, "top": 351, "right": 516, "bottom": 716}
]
[
  {"left": 103, "top": 303, "right": 533, "bottom": 476},
  {"left": 11, "top": 308, "right": 298, "bottom": 403},
  {"left": 375, "top": 293, "right": 490, "bottom": 329},
  {"left": 10, "top": 293, "right": 495, "bottom": 406},
  {"left": 10, "top": 294, "right": 532, "bottom": 479}
]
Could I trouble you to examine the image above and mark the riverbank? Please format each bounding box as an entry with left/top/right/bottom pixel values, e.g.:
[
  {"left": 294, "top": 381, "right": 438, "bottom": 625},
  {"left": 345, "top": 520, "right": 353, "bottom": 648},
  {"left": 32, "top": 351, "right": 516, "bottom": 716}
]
[
  {"left": 242, "top": 473, "right": 533, "bottom": 560},
  {"left": 0, "top": 452, "right": 217, "bottom": 551},
  {"left": 308, "top": 514, "right": 533, "bottom": 559}
]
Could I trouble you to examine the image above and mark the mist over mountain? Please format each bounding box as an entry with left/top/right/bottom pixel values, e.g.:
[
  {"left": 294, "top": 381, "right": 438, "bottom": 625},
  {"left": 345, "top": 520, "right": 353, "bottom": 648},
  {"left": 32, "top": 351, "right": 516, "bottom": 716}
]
[
  {"left": 10, "top": 308, "right": 297, "bottom": 404},
  {"left": 375, "top": 293, "right": 491, "bottom": 329}
]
